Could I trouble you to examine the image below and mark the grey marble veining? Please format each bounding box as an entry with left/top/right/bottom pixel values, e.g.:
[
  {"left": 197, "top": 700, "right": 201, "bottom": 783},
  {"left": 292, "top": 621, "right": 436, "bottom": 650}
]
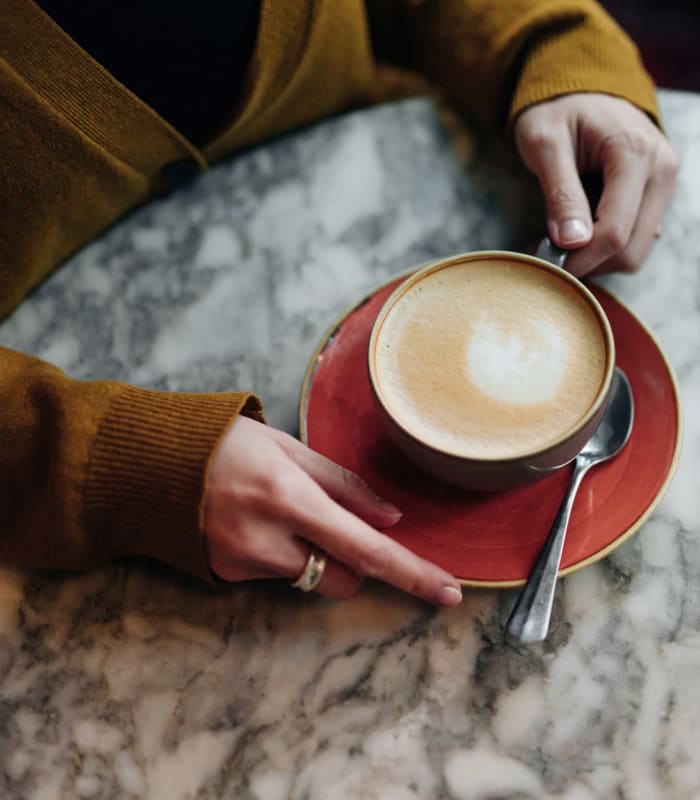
[{"left": 0, "top": 91, "right": 699, "bottom": 799}]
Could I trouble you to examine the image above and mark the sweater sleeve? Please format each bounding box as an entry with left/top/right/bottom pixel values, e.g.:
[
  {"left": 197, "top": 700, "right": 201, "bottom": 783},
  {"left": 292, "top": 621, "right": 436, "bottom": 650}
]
[
  {"left": 365, "top": 0, "right": 659, "bottom": 131},
  {"left": 0, "top": 8, "right": 267, "bottom": 582},
  {"left": 0, "top": 346, "right": 263, "bottom": 582}
]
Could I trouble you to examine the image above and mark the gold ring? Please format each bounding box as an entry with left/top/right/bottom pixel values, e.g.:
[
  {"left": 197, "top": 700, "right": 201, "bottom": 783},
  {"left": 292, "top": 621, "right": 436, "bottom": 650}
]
[{"left": 291, "top": 548, "right": 327, "bottom": 592}]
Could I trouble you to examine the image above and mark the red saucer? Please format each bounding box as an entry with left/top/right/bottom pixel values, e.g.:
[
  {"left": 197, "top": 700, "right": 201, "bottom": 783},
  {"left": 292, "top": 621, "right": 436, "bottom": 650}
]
[{"left": 299, "top": 275, "right": 681, "bottom": 587}]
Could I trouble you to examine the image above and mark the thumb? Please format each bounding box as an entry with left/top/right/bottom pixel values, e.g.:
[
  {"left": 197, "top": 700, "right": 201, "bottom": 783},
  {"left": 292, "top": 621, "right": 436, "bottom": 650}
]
[{"left": 517, "top": 124, "right": 593, "bottom": 249}]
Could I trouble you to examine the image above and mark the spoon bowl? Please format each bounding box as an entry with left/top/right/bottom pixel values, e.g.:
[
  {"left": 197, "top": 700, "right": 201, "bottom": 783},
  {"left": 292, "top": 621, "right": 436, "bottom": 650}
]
[{"left": 505, "top": 367, "right": 635, "bottom": 643}]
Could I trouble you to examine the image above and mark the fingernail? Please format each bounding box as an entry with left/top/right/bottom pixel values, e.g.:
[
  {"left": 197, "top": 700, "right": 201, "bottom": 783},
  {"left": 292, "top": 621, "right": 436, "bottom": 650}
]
[
  {"left": 376, "top": 497, "right": 402, "bottom": 518},
  {"left": 438, "top": 585, "right": 463, "bottom": 606},
  {"left": 555, "top": 218, "right": 591, "bottom": 245}
]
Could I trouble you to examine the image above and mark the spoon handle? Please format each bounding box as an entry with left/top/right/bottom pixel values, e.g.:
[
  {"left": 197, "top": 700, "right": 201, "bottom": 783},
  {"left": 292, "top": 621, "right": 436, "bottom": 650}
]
[{"left": 505, "top": 460, "right": 590, "bottom": 643}]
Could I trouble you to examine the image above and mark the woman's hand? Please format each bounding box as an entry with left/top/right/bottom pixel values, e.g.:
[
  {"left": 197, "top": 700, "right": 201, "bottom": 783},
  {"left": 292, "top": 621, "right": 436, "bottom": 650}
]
[
  {"left": 204, "top": 416, "right": 463, "bottom": 605},
  {"left": 514, "top": 93, "right": 679, "bottom": 277}
]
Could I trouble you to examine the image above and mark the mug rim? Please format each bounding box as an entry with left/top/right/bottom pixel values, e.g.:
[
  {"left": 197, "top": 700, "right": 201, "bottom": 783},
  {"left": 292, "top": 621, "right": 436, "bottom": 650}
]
[{"left": 367, "top": 249, "right": 616, "bottom": 465}]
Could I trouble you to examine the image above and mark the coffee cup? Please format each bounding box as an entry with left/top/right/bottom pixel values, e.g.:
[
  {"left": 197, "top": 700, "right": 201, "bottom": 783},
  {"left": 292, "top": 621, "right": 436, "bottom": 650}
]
[{"left": 367, "top": 242, "right": 615, "bottom": 491}]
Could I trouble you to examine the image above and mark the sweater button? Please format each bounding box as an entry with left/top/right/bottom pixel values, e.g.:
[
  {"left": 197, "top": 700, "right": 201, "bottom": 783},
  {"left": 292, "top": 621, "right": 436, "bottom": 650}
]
[{"left": 160, "top": 159, "right": 202, "bottom": 192}]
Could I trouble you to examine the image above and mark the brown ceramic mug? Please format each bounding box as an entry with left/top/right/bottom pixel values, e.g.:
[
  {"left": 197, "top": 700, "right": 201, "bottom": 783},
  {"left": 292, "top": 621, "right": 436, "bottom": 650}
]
[{"left": 367, "top": 240, "right": 615, "bottom": 491}]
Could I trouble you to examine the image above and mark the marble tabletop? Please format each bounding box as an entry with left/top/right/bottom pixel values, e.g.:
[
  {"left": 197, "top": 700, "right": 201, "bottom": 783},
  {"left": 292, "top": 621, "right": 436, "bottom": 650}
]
[{"left": 1, "top": 89, "right": 699, "bottom": 800}]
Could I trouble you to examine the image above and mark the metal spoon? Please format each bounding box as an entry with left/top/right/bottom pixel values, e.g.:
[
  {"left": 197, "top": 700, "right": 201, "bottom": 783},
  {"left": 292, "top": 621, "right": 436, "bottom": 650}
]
[{"left": 505, "top": 367, "right": 634, "bottom": 643}]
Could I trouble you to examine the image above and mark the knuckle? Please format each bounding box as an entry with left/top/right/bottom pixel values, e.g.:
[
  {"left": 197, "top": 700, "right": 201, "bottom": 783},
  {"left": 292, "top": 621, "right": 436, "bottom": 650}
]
[
  {"left": 340, "top": 466, "right": 367, "bottom": 494},
  {"left": 548, "top": 182, "right": 581, "bottom": 210},
  {"left": 659, "top": 148, "right": 681, "bottom": 182},
  {"left": 520, "top": 123, "right": 550, "bottom": 147},
  {"left": 523, "top": 126, "right": 560, "bottom": 157},
  {"left": 610, "top": 128, "right": 652, "bottom": 159},
  {"left": 402, "top": 574, "right": 423, "bottom": 599},
  {"left": 601, "top": 130, "right": 652, "bottom": 168},
  {"left": 251, "top": 468, "right": 298, "bottom": 513},
  {"left": 269, "top": 471, "right": 299, "bottom": 509},
  {"left": 516, "top": 115, "right": 559, "bottom": 149},
  {"left": 600, "top": 221, "right": 630, "bottom": 254},
  {"left": 627, "top": 129, "right": 653, "bottom": 158},
  {"left": 355, "top": 540, "right": 391, "bottom": 579}
]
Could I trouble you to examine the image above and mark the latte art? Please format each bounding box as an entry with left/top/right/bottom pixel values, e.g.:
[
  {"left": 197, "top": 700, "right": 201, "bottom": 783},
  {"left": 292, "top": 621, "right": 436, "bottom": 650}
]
[
  {"left": 373, "top": 257, "right": 608, "bottom": 460},
  {"left": 467, "top": 317, "right": 567, "bottom": 405}
]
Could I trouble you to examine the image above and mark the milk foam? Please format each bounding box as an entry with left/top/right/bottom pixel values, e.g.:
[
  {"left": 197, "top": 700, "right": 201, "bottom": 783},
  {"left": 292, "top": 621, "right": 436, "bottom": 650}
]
[
  {"left": 467, "top": 317, "right": 567, "bottom": 405},
  {"left": 374, "top": 257, "right": 607, "bottom": 460}
]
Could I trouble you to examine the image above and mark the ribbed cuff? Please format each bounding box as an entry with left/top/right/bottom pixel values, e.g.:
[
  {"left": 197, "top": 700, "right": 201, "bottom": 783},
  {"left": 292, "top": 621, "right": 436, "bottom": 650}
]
[
  {"left": 84, "top": 385, "right": 264, "bottom": 583},
  {"left": 509, "top": 6, "right": 660, "bottom": 127}
]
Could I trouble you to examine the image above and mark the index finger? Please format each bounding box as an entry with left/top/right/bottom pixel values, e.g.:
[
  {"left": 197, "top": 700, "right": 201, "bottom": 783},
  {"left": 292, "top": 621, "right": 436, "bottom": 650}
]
[{"left": 566, "top": 140, "right": 650, "bottom": 276}]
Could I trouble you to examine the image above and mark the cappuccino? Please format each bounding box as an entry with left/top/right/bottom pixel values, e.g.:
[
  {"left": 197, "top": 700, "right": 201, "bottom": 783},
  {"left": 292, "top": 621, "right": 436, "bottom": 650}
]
[{"left": 372, "top": 256, "right": 608, "bottom": 460}]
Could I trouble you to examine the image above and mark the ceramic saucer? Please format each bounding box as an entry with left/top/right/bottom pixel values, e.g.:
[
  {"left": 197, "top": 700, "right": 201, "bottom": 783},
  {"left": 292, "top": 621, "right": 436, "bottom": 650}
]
[{"left": 298, "top": 274, "right": 682, "bottom": 587}]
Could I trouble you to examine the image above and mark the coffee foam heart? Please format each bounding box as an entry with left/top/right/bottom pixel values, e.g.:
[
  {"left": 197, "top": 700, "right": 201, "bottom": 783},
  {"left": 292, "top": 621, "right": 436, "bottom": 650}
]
[{"left": 467, "top": 317, "right": 566, "bottom": 405}]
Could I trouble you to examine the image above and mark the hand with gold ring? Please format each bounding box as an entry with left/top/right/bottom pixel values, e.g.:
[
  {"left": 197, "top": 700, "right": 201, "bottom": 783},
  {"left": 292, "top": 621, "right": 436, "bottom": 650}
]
[{"left": 203, "top": 416, "right": 463, "bottom": 605}]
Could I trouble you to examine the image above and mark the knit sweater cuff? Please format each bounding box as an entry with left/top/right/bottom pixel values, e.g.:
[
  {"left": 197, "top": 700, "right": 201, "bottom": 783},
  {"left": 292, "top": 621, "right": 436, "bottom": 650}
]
[
  {"left": 84, "top": 385, "right": 264, "bottom": 583},
  {"left": 509, "top": 8, "right": 660, "bottom": 127}
]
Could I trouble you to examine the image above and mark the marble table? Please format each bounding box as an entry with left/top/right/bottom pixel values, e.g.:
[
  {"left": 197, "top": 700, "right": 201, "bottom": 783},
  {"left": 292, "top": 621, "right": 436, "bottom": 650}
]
[{"left": 1, "top": 89, "right": 698, "bottom": 799}]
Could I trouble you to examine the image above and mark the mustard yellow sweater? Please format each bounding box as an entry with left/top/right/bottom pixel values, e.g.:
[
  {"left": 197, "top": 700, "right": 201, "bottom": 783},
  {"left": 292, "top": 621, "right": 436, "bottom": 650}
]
[{"left": 0, "top": 0, "right": 658, "bottom": 582}]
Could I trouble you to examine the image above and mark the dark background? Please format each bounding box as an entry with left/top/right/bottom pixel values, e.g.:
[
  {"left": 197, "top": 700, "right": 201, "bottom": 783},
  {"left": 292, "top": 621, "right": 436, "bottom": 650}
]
[{"left": 602, "top": 0, "right": 700, "bottom": 91}]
